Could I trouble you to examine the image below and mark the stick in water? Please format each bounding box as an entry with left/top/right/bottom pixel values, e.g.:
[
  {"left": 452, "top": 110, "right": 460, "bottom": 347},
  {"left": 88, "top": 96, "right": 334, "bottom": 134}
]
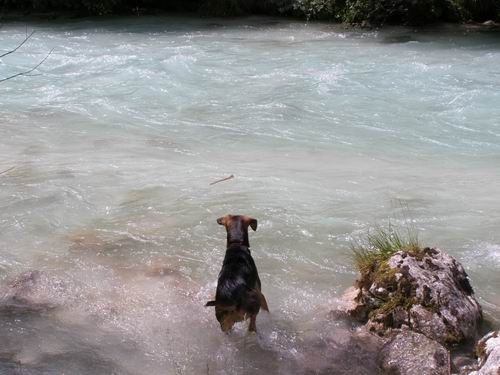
[
  {"left": 0, "top": 166, "right": 15, "bottom": 175},
  {"left": 210, "top": 174, "right": 234, "bottom": 186}
]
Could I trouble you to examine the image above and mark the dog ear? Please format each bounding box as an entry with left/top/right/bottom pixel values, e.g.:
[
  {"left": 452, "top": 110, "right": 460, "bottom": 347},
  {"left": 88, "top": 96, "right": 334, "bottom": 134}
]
[
  {"left": 205, "top": 300, "right": 217, "bottom": 307},
  {"left": 249, "top": 219, "right": 257, "bottom": 231},
  {"left": 246, "top": 217, "right": 257, "bottom": 231}
]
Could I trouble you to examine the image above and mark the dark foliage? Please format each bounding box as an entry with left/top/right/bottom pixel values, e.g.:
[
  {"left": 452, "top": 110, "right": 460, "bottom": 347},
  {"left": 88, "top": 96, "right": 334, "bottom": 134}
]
[
  {"left": 0, "top": 0, "right": 201, "bottom": 15},
  {"left": 0, "top": 0, "right": 498, "bottom": 23},
  {"left": 341, "top": 0, "right": 453, "bottom": 25},
  {"left": 451, "top": 0, "right": 500, "bottom": 22}
]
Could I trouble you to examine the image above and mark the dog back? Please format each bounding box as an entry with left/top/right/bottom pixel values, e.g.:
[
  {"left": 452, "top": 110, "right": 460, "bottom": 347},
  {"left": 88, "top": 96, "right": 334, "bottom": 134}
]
[{"left": 215, "top": 244, "right": 261, "bottom": 313}]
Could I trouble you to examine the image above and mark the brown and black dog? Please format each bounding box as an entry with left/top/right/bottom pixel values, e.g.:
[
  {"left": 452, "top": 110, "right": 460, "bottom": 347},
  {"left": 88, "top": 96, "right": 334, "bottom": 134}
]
[{"left": 206, "top": 215, "right": 269, "bottom": 332}]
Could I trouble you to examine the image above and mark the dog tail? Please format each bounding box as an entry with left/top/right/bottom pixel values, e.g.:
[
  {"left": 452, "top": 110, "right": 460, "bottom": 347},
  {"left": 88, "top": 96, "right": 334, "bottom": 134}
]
[{"left": 259, "top": 291, "right": 269, "bottom": 312}]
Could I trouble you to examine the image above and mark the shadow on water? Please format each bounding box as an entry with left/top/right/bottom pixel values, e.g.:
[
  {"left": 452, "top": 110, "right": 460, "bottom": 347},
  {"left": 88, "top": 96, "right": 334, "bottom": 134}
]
[
  {"left": 0, "top": 301, "right": 383, "bottom": 375},
  {"left": 0, "top": 311, "right": 146, "bottom": 375}
]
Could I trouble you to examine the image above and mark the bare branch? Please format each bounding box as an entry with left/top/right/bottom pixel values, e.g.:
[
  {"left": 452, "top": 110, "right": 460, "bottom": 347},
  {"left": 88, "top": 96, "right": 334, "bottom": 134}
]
[
  {"left": 0, "top": 30, "right": 35, "bottom": 59},
  {"left": 0, "top": 48, "right": 53, "bottom": 83}
]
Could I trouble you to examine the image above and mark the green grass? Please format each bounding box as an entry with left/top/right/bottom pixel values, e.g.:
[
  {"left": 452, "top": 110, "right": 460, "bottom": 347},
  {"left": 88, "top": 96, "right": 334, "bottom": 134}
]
[
  {"left": 350, "top": 222, "right": 422, "bottom": 324},
  {"left": 351, "top": 223, "right": 421, "bottom": 277}
]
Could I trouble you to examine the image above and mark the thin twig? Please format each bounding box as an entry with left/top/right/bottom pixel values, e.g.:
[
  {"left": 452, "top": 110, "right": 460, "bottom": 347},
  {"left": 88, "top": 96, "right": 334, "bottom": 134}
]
[
  {"left": 209, "top": 174, "right": 234, "bottom": 186},
  {"left": 0, "top": 166, "right": 15, "bottom": 175},
  {"left": 0, "top": 48, "right": 53, "bottom": 83},
  {"left": 0, "top": 30, "right": 35, "bottom": 59}
]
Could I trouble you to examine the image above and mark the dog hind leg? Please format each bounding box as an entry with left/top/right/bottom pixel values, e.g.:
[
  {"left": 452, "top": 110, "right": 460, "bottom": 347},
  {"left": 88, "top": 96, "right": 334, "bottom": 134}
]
[{"left": 248, "top": 315, "right": 257, "bottom": 332}]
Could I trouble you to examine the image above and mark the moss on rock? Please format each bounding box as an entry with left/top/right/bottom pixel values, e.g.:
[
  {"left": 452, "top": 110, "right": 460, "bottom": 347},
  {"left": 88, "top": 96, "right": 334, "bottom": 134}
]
[{"left": 349, "top": 243, "right": 482, "bottom": 346}]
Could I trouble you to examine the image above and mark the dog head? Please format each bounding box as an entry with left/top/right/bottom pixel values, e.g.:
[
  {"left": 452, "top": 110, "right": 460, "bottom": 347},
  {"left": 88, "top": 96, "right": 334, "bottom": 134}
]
[{"left": 216, "top": 215, "right": 257, "bottom": 247}]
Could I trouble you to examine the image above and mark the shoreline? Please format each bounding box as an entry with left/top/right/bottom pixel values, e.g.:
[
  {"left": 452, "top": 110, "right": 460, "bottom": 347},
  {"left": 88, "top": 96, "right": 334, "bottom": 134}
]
[{"left": 1, "top": 10, "right": 499, "bottom": 30}]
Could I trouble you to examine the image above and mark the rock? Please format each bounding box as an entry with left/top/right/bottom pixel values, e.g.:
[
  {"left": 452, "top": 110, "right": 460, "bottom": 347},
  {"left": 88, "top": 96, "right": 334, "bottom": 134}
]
[
  {"left": 347, "top": 248, "right": 482, "bottom": 345},
  {"left": 360, "top": 20, "right": 372, "bottom": 28},
  {"left": 380, "top": 330, "right": 450, "bottom": 375},
  {"left": 339, "top": 286, "right": 360, "bottom": 313},
  {"left": 482, "top": 20, "right": 497, "bottom": 27},
  {"left": 298, "top": 326, "right": 385, "bottom": 375},
  {"left": 470, "top": 331, "right": 500, "bottom": 375},
  {"left": 0, "top": 270, "right": 57, "bottom": 314},
  {"left": 452, "top": 353, "right": 478, "bottom": 375}
]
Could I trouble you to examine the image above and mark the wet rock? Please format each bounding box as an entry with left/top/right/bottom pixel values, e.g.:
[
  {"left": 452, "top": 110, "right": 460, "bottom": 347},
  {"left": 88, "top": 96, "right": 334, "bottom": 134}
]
[
  {"left": 339, "top": 286, "right": 360, "bottom": 313},
  {"left": 380, "top": 329, "right": 450, "bottom": 375},
  {"left": 0, "top": 360, "right": 22, "bottom": 375},
  {"left": 380, "top": 330, "right": 450, "bottom": 375},
  {"left": 470, "top": 331, "right": 500, "bottom": 375},
  {"left": 347, "top": 248, "right": 482, "bottom": 345},
  {"left": 482, "top": 20, "right": 498, "bottom": 27},
  {"left": 452, "top": 353, "right": 478, "bottom": 375},
  {"left": 0, "top": 270, "right": 57, "bottom": 314},
  {"left": 299, "top": 326, "right": 385, "bottom": 374},
  {"left": 360, "top": 20, "right": 372, "bottom": 28}
]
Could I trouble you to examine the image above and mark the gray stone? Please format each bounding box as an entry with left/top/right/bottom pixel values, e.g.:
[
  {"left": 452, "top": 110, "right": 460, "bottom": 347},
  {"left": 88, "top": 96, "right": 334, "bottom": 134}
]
[
  {"left": 452, "top": 353, "right": 478, "bottom": 375},
  {"left": 380, "top": 330, "right": 450, "bottom": 375},
  {"left": 299, "top": 326, "right": 385, "bottom": 375},
  {"left": 348, "top": 248, "right": 482, "bottom": 345},
  {"left": 470, "top": 331, "right": 500, "bottom": 375},
  {"left": 0, "top": 270, "right": 57, "bottom": 314},
  {"left": 482, "top": 20, "right": 497, "bottom": 26}
]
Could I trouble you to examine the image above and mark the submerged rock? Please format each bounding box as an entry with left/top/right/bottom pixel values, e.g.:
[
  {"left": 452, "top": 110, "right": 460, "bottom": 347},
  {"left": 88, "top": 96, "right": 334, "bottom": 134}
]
[
  {"left": 295, "top": 325, "right": 385, "bottom": 375},
  {"left": 482, "top": 20, "right": 498, "bottom": 27},
  {"left": 470, "top": 331, "right": 500, "bottom": 375},
  {"left": 452, "top": 351, "right": 479, "bottom": 375},
  {"left": 348, "top": 247, "right": 482, "bottom": 345},
  {"left": 380, "top": 330, "right": 450, "bottom": 375},
  {"left": 0, "top": 270, "right": 57, "bottom": 314}
]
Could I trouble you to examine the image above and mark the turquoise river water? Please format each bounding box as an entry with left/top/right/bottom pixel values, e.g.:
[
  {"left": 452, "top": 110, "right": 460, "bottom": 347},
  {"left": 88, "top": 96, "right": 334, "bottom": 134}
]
[{"left": 0, "top": 16, "right": 499, "bottom": 374}]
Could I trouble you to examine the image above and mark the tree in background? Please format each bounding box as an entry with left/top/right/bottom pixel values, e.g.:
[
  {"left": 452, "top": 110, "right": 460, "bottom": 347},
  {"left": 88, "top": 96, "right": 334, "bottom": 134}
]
[{"left": 0, "top": 0, "right": 498, "bottom": 24}]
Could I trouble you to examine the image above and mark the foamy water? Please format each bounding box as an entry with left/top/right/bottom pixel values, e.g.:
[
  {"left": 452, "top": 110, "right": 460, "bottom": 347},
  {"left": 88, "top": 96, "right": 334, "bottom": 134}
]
[{"left": 0, "top": 16, "right": 499, "bottom": 374}]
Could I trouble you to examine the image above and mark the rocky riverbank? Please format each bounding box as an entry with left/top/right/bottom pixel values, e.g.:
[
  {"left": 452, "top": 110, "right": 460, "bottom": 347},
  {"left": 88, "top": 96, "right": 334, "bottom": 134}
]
[
  {"left": 340, "top": 242, "right": 499, "bottom": 374},
  {"left": 471, "top": 331, "right": 500, "bottom": 374}
]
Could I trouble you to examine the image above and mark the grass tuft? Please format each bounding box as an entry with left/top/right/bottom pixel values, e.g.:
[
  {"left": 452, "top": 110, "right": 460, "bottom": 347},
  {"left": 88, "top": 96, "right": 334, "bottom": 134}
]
[{"left": 351, "top": 222, "right": 421, "bottom": 277}]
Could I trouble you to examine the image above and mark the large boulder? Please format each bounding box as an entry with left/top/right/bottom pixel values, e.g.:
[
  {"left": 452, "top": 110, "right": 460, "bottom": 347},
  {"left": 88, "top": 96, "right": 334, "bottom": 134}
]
[
  {"left": 348, "top": 247, "right": 482, "bottom": 345},
  {"left": 379, "top": 329, "right": 450, "bottom": 375},
  {"left": 470, "top": 331, "right": 500, "bottom": 375}
]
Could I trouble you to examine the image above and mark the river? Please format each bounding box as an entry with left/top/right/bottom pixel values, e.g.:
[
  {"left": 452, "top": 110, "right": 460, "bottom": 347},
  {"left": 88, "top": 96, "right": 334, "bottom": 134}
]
[{"left": 1, "top": 16, "right": 499, "bottom": 374}]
